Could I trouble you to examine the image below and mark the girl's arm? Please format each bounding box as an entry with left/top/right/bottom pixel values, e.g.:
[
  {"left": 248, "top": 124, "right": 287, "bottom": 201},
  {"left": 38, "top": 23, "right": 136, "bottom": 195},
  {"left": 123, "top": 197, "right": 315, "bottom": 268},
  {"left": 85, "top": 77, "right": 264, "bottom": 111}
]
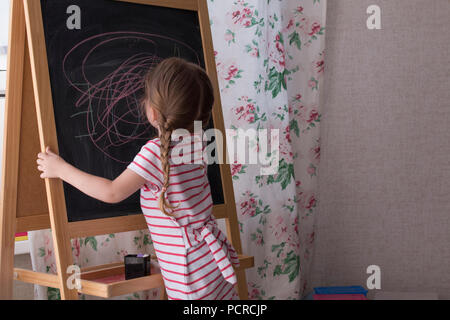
[{"left": 37, "top": 147, "right": 147, "bottom": 204}]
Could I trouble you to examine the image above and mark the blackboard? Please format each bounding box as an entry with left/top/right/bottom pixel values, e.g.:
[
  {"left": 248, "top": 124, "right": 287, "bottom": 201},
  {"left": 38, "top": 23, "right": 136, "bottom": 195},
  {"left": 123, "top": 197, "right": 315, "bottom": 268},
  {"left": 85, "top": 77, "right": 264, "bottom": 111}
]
[{"left": 40, "top": 0, "right": 224, "bottom": 222}]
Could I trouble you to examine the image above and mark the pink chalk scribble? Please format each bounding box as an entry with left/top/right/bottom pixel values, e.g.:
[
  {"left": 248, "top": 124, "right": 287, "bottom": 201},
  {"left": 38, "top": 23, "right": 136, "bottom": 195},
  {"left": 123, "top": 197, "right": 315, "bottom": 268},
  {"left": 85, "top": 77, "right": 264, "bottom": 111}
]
[{"left": 62, "top": 31, "right": 201, "bottom": 163}]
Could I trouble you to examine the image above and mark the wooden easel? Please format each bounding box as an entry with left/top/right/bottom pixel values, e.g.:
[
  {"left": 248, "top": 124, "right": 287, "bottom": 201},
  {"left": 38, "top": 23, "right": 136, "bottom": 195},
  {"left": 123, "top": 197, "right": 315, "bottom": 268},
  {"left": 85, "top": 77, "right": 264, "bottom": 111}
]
[{"left": 0, "top": 0, "right": 253, "bottom": 300}]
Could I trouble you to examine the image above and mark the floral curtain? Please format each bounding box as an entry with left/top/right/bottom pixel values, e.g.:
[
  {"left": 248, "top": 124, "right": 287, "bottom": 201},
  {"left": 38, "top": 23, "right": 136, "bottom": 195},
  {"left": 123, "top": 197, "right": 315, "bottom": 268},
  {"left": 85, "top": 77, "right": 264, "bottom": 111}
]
[
  {"left": 211, "top": 0, "right": 325, "bottom": 299},
  {"left": 29, "top": 0, "right": 326, "bottom": 300}
]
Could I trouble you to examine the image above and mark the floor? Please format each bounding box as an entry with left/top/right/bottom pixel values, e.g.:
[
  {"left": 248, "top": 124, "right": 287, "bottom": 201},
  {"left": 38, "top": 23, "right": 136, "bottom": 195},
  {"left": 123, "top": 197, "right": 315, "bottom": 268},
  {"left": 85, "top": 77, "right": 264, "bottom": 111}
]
[{"left": 13, "top": 254, "right": 35, "bottom": 300}]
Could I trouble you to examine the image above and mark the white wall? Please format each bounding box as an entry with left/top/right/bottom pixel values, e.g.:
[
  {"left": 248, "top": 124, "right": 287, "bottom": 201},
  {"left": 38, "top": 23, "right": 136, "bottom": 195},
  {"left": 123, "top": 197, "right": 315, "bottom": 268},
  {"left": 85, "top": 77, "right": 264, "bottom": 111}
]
[
  {"left": 0, "top": 0, "right": 9, "bottom": 46},
  {"left": 0, "top": 0, "right": 10, "bottom": 182},
  {"left": 0, "top": 0, "right": 9, "bottom": 86}
]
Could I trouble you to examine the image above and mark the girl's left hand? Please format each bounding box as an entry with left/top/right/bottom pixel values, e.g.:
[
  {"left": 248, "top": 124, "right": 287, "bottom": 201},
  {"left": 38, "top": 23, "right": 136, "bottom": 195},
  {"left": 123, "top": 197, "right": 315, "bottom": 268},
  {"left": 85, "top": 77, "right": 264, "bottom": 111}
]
[{"left": 37, "top": 146, "right": 66, "bottom": 179}]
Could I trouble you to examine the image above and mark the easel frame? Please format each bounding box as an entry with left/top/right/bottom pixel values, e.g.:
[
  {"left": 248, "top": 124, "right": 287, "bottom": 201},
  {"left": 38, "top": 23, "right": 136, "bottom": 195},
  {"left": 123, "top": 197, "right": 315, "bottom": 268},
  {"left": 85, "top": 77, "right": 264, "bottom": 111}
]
[{"left": 0, "top": 0, "right": 253, "bottom": 300}]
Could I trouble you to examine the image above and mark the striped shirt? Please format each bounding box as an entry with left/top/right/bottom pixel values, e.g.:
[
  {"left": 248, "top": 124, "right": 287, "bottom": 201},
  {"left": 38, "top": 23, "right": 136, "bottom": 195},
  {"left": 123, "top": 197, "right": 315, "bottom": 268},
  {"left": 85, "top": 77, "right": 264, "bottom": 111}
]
[{"left": 127, "top": 134, "right": 240, "bottom": 300}]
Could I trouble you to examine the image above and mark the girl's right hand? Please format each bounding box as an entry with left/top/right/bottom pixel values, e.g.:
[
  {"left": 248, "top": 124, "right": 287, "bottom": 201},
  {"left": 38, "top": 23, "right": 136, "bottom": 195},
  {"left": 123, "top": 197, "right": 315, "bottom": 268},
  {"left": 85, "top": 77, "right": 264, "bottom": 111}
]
[{"left": 37, "top": 146, "right": 67, "bottom": 179}]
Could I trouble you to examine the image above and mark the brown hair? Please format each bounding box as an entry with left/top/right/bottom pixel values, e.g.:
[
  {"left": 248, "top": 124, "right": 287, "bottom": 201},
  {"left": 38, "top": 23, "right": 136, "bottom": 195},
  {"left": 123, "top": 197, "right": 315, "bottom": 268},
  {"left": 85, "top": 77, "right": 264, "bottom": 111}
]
[{"left": 141, "top": 57, "right": 214, "bottom": 216}]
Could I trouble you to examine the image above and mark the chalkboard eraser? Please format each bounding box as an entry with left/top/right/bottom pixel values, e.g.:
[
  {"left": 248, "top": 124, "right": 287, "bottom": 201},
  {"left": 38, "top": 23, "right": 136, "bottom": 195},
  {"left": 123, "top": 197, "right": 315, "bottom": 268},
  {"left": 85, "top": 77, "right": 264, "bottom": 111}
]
[{"left": 124, "top": 254, "right": 151, "bottom": 280}]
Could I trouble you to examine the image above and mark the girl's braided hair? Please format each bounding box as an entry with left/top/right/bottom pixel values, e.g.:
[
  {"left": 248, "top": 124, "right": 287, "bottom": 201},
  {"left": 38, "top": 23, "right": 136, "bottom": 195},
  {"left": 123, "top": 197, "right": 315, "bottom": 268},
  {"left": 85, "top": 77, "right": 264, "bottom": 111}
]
[{"left": 141, "top": 57, "right": 214, "bottom": 216}]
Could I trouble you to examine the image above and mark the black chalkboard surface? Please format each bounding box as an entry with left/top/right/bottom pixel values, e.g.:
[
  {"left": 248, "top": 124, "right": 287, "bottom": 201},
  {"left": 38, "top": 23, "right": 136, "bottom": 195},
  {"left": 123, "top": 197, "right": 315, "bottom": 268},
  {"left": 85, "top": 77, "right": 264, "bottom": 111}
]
[{"left": 40, "top": 0, "right": 224, "bottom": 222}]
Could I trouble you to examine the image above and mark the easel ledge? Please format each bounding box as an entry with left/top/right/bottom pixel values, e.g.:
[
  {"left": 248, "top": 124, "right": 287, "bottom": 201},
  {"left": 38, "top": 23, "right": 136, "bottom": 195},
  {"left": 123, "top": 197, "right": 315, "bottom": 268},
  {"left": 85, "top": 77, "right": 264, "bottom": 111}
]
[
  {"left": 0, "top": 0, "right": 254, "bottom": 300},
  {"left": 13, "top": 255, "right": 254, "bottom": 299},
  {"left": 15, "top": 204, "right": 231, "bottom": 236}
]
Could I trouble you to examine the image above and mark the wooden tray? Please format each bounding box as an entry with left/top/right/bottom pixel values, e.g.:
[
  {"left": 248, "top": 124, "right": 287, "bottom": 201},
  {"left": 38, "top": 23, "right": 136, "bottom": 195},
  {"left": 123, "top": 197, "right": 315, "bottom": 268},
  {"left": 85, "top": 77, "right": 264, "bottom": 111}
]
[{"left": 14, "top": 254, "right": 254, "bottom": 299}]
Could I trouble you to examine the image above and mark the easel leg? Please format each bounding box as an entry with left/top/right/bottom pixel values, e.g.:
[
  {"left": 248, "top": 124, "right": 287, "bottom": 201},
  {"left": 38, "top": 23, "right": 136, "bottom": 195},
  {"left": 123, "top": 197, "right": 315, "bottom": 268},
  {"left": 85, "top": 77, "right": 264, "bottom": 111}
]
[
  {"left": 225, "top": 217, "right": 250, "bottom": 300},
  {"left": 22, "top": 0, "right": 79, "bottom": 300},
  {"left": 0, "top": 0, "right": 26, "bottom": 300},
  {"left": 160, "top": 286, "right": 168, "bottom": 300},
  {"left": 236, "top": 269, "right": 249, "bottom": 300}
]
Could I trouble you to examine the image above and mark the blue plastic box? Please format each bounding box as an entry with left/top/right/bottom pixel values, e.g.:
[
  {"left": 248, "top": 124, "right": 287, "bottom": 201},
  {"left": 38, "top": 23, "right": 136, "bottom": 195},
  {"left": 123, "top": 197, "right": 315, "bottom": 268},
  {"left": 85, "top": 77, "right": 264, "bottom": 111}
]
[{"left": 313, "top": 286, "right": 368, "bottom": 296}]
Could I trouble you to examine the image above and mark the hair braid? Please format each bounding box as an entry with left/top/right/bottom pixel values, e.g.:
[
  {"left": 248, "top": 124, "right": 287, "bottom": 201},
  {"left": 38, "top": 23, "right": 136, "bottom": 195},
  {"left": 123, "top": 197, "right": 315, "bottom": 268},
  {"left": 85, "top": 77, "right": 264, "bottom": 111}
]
[{"left": 158, "top": 123, "right": 178, "bottom": 217}]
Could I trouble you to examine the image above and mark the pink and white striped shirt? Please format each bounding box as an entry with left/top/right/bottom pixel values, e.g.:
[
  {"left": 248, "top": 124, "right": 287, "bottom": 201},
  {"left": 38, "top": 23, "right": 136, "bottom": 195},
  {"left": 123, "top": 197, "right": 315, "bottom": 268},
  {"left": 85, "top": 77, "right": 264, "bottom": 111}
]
[{"left": 127, "top": 134, "right": 240, "bottom": 300}]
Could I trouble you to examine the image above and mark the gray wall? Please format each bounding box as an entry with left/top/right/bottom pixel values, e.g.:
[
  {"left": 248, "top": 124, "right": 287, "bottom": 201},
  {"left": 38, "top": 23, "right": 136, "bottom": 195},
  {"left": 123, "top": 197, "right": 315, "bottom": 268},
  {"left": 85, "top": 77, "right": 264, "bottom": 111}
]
[{"left": 311, "top": 0, "right": 450, "bottom": 297}]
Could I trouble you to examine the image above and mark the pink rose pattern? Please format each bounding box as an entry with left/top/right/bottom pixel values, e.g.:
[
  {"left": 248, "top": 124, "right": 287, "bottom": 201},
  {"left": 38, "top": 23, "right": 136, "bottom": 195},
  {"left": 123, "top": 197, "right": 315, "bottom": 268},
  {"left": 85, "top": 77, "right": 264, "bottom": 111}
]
[
  {"left": 29, "top": 0, "right": 325, "bottom": 300},
  {"left": 211, "top": 0, "right": 325, "bottom": 299}
]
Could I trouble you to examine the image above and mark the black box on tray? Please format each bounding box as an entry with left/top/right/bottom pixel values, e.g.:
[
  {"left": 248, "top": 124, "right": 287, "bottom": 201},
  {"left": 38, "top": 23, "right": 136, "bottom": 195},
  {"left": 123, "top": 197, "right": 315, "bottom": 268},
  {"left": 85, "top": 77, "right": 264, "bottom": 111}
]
[{"left": 124, "top": 254, "right": 151, "bottom": 280}]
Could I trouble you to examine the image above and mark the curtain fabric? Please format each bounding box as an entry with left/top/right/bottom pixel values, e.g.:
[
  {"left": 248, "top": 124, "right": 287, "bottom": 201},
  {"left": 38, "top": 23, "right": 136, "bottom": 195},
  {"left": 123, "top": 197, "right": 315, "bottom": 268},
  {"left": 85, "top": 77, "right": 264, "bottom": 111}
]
[{"left": 29, "top": 0, "right": 326, "bottom": 300}]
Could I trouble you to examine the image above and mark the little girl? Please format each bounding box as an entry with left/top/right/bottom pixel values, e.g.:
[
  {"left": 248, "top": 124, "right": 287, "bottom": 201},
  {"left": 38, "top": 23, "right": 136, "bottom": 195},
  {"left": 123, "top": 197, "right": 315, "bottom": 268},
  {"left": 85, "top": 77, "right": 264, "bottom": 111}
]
[{"left": 36, "top": 57, "right": 240, "bottom": 300}]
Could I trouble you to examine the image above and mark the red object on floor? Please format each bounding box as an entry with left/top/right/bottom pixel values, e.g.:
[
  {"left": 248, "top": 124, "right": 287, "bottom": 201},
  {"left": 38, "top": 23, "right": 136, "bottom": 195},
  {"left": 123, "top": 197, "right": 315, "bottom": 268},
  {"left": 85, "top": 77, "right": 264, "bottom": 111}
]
[
  {"left": 313, "top": 294, "right": 367, "bottom": 300},
  {"left": 15, "top": 232, "right": 28, "bottom": 237}
]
